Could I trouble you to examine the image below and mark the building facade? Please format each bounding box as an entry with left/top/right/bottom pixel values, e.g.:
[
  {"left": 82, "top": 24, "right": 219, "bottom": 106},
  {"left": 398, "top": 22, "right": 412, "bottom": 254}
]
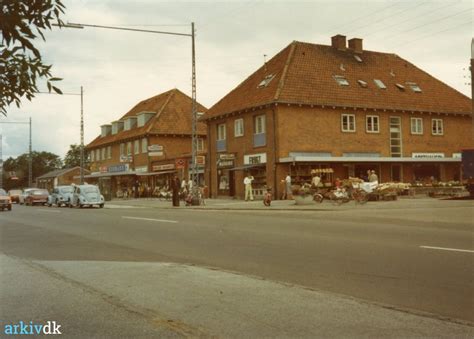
[
  {"left": 86, "top": 89, "right": 207, "bottom": 199},
  {"left": 204, "top": 35, "right": 473, "bottom": 199},
  {"left": 36, "top": 167, "right": 90, "bottom": 191}
]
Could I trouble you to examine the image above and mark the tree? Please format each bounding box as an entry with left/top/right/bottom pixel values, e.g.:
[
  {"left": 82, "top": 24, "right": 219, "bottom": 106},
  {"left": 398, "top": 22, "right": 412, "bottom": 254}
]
[
  {"left": 0, "top": 0, "right": 66, "bottom": 116},
  {"left": 2, "top": 151, "right": 62, "bottom": 189},
  {"left": 63, "top": 144, "right": 89, "bottom": 169}
]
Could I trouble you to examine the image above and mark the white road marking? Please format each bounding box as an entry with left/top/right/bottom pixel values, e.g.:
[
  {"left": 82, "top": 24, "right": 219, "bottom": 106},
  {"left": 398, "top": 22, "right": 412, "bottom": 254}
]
[
  {"left": 36, "top": 209, "right": 60, "bottom": 213},
  {"left": 420, "top": 246, "right": 474, "bottom": 253},
  {"left": 122, "top": 216, "right": 178, "bottom": 223}
]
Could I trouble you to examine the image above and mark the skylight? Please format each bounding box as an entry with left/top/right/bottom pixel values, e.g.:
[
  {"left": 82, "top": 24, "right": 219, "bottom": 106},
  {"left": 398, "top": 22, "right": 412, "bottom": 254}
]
[
  {"left": 406, "top": 82, "right": 422, "bottom": 92},
  {"left": 257, "top": 74, "right": 275, "bottom": 88},
  {"left": 354, "top": 55, "right": 362, "bottom": 62},
  {"left": 357, "top": 80, "right": 368, "bottom": 88},
  {"left": 374, "top": 79, "right": 386, "bottom": 89},
  {"left": 334, "top": 75, "right": 349, "bottom": 86},
  {"left": 395, "top": 83, "right": 405, "bottom": 91}
]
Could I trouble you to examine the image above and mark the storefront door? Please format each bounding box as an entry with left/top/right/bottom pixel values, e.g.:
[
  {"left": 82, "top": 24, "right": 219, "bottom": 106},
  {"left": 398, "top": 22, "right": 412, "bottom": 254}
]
[{"left": 391, "top": 164, "right": 402, "bottom": 182}]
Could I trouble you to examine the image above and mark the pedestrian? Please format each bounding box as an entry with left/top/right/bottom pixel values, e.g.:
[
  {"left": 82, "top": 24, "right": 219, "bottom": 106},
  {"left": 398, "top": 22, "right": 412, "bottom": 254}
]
[
  {"left": 369, "top": 170, "right": 378, "bottom": 183},
  {"left": 188, "top": 178, "right": 193, "bottom": 192},
  {"left": 181, "top": 178, "right": 187, "bottom": 194},
  {"left": 334, "top": 177, "right": 342, "bottom": 188},
  {"left": 134, "top": 179, "right": 139, "bottom": 199},
  {"left": 311, "top": 174, "right": 321, "bottom": 188},
  {"left": 285, "top": 174, "right": 292, "bottom": 200},
  {"left": 171, "top": 175, "right": 180, "bottom": 206},
  {"left": 244, "top": 173, "right": 254, "bottom": 201}
]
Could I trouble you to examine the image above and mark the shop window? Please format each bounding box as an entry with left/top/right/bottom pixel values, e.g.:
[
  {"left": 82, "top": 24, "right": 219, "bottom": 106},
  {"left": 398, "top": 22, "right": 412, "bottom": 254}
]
[
  {"left": 366, "top": 115, "right": 379, "bottom": 133},
  {"left": 217, "top": 123, "right": 226, "bottom": 152},
  {"left": 432, "top": 119, "right": 443, "bottom": 135},
  {"left": 341, "top": 114, "right": 356, "bottom": 132},
  {"left": 134, "top": 140, "right": 140, "bottom": 155},
  {"left": 234, "top": 118, "right": 244, "bottom": 137},
  {"left": 410, "top": 117, "right": 423, "bottom": 134},
  {"left": 254, "top": 115, "right": 266, "bottom": 147}
]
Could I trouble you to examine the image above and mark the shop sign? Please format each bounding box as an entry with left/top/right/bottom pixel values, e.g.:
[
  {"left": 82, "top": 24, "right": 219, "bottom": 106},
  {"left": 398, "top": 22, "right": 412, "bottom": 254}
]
[
  {"left": 218, "top": 159, "right": 234, "bottom": 168},
  {"left": 175, "top": 158, "right": 186, "bottom": 169},
  {"left": 109, "top": 164, "right": 130, "bottom": 173},
  {"left": 195, "top": 156, "right": 206, "bottom": 166},
  {"left": 99, "top": 166, "right": 108, "bottom": 173},
  {"left": 452, "top": 153, "right": 462, "bottom": 159},
  {"left": 412, "top": 153, "right": 445, "bottom": 159},
  {"left": 120, "top": 155, "right": 133, "bottom": 163},
  {"left": 219, "top": 154, "right": 235, "bottom": 160},
  {"left": 148, "top": 145, "right": 163, "bottom": 152},
  {"left": 135, "top": 166, "right": 148, "bottom": 173},
  {"left": 148, "top": 151, "right": 164, "bottom": 157},
  {"left": 152, "top": 164, "right": 175, "bottom": 171},
  {"left": 244, "top": 153, "right": 267, "bottom": 165}
]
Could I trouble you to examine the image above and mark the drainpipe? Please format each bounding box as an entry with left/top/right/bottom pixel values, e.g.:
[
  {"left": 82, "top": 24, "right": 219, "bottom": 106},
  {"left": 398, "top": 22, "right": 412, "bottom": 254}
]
[{"left": 272, "top": 107, "right": 278, "bottom": 199}]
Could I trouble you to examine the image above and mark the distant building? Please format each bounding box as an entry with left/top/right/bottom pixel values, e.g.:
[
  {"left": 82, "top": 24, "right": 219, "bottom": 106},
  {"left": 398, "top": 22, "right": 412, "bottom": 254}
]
[
  {"left": 203, "top": 35, "right": 472, "bottom": 199},
  {"left": 86, "top": 89, "right": 207, "bottom": 198},
  {"left": 36, "top": 167, "right": 90, "bottom": 191}
]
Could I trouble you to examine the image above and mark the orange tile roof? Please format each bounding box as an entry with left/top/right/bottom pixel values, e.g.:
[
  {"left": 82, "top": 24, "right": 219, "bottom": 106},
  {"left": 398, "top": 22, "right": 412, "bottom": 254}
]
[
  {"left": 87, "top": 89, "right": 207, "bottom": 149},
  {"left": 204, "top": 40, "right": 471, "bottom": 119}
]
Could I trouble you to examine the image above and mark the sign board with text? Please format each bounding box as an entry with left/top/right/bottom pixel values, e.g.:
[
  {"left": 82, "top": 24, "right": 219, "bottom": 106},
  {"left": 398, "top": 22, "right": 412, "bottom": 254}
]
[
  {"left": 148, "top": 145, "right": 163, "bottom": 152},
  {"left": 244, "top": 153, "right": 267, "bottom": 165},
  {"left": 152, "top": 164, "right": 175, "bottom": 171}
]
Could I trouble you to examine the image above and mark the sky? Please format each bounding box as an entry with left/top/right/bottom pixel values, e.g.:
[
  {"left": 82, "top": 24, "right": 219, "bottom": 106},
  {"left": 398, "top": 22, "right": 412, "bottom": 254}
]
[{"left": 1, "top": 0, "right": 472, "bottom": 161}]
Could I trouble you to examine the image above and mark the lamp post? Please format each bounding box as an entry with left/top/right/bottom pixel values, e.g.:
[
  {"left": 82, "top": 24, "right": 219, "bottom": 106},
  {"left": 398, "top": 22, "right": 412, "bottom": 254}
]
[
  {"left": 0, "top": 118, "right": 32, "bottom": 187},
  {"left": 55, "top": 22, "right": 199, "bottom": 202}
]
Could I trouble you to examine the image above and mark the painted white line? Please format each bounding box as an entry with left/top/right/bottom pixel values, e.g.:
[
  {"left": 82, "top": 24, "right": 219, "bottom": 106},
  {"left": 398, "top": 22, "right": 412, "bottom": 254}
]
[
  {"left": 122, "top": 216, "right": 178, "bottom": 223},
  {"left": 420, "top": 246, "right": 474, "bottom": 253},
  {"left": 36, "top": 209, "right": 60, "bottom": 213}
]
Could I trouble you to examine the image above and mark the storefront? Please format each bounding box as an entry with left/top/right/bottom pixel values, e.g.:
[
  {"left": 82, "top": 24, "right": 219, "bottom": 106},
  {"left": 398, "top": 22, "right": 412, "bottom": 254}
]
[{"left": 216, "top": 154, "right": 235, "bottom": 196}]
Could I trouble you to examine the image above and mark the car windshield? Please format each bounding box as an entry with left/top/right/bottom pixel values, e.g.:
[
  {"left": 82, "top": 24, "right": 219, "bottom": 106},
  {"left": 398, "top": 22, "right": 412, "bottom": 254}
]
[
  {"left": 59, "top": 187, "right": 74, "bottom": 194},
  {"left": 9, "top": 190, "right": 22, "bottom": 195},
  {"left": 33, "top": 190, "right": 48, "bottom": 195},
  {"left": 83, "top": 187, "right": 99, "bottom": 194},
  {"left": 0, "top": 189, "right": 7, "bottom": 195}
]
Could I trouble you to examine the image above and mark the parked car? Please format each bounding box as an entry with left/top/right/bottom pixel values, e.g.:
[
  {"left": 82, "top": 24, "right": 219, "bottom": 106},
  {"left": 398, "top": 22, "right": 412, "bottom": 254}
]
[
  {"left": 70, "top": 184, "right": 105, "bottom": 208},
  {"left": 25, "top": 189, "right": 49, "bottom": 206},
  {"left": 8, "top": 189, "right": 22, "bottom": 204},
  {"left": 0, "top": 189, "right": 12, "bottom": 211},
  {"left": 48, "top": 185, "right": 74, "bottom": 207},
  {"left": 19, "top": 188, "right": 35, "bottom": 205}
]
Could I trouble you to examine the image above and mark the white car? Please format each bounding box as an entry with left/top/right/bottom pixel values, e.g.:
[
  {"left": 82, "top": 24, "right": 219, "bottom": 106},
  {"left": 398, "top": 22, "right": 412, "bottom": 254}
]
[
  {"left": 70, "top": 184, "right": 105, "bottom": 208},
  {"left": 19, "top": 188, "right": 35, "bottom": 205}
]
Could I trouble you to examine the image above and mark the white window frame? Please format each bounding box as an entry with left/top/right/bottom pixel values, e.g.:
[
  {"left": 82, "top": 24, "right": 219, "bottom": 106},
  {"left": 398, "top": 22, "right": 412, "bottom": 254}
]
[
  {"left": 217, "top": 123, "right": 226, "bottom": 141},
  {"left": 254, "top": 114, "right": 266, "bottom": 134},
  {"left": 410, "top": 117, "right": 423, "bottom": 135},
  {"left": 120, "top": 143, "right": 125, "bottom": 156},
  {"left": 341, "top": 114, "right": 356, "bottom": 132},
  {"left": 91, "top": 150, "right": 95, "bottom": 162},
  {"left": 234, "top": 118, "right": 244, "bottom": 137},
  {"left": 141, "top": 138, "right": 148, "bottom": 154},
  {"left": 101, "top": 148, "right": 106, "bottom": 160},
  {"left": 197, "top": 138, "right": 204, "bottom": 152},
  {"left": 96, "top": 149, "right": 100, "bottom": 161},
  {"left": 432, "top": 118, "right": 444, "bottom": 136},
  {"left": 366, "top": 115, "right": 379, "bottom": 133},
  {"left": 107, "top": 146, "right": 112, "bottom": 159},
  {"left": 126, "top": 142, "right": 132, "bottom": 155},
  {"left": 134, "top": 140, "right": 140, "bottom": 155}
]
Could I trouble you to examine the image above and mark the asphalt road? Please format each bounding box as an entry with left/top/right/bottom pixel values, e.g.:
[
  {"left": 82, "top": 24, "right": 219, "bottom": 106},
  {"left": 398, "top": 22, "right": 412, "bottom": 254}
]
[{"left": 0, "top": 199, "right": 473, "bottom": 336}]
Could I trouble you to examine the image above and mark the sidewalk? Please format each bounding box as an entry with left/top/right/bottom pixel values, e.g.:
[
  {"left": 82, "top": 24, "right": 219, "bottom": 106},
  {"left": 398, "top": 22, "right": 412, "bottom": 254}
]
[{"left": 105, "top": 196, "right": 473, "bottom": 211}]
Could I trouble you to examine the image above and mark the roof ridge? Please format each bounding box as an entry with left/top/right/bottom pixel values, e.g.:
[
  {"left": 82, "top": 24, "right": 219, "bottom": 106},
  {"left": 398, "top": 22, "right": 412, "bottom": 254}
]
[
  {"left": 146, "top": 89, "right": 176, "bottom": 133},
  {"left": 274, "top": 40, "right": 297, "bottom": 101}
]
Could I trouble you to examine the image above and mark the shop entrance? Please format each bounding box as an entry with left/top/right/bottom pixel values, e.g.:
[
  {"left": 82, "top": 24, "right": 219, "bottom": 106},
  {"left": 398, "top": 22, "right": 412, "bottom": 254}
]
[
  {"left": 391, "top": 164, "right": 402, "bottom": 182},
  {"left": 413, "top": 164, "right": 440, "bottom": 182}
]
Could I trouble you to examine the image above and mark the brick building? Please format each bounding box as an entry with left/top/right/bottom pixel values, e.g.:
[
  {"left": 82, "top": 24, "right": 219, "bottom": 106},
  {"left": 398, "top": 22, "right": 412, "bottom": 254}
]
[
  {"left": 203, "top": 35, "right": 473, "bottom": 199},
  {"left": 86, "top": 88, "right": 207, "bottom": 199},
  {"left": 37, "top": 167, "right": 90, "bottom": 191}
]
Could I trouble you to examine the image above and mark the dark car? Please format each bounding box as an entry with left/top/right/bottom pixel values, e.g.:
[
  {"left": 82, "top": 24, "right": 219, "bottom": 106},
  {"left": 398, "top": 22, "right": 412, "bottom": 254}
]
[
  {"left": 8, "top": 189, "right": 22, "bottom": 204},
  {"left": 0, "top": 189, "right": 12, "bottom": 211},
  {"left": 25, "top": 189, "right": 49, "bottom": 206}
]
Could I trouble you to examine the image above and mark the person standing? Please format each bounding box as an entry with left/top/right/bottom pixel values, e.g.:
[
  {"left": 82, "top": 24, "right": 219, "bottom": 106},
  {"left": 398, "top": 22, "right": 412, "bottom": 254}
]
[
  {"left": 285, "top": 174, "right": 292, "bottom": 200},
  {"left": 171, "top": 176, "right": 180, "bottom": 207},
  {"left": 244, "top": 174, "right": 254, "bottom": 201},
  {"left": 369, "top": 170, "right": 378, "bottom": 183}
]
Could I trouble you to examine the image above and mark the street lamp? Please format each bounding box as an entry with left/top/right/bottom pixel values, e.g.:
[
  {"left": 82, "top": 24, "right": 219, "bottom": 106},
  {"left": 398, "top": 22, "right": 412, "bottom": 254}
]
[{"left": 55, "top": 22, "right": 200, "bottom": 203}]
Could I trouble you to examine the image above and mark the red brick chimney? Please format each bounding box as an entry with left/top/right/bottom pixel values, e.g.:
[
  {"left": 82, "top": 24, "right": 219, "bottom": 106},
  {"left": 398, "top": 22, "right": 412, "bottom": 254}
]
[
  {"left": 348, "top": 38, "right": 363, "bottom": 54},
  {"left": 331, "top": 35, "right": 347, "bottom": 51}
]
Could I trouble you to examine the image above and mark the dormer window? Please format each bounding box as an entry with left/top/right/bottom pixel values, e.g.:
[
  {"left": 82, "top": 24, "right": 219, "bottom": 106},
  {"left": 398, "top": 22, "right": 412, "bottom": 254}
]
[
  {"left": 395, "top": 83, "right": 405, "bottom": 91},
  {"left": 407, "top": 82, "right": 422, "bottom": 93},
  {"left": 353, "top": 55, "right": 362, "bottom": 63},
  {"left": 257, "top": 74, "right": 275, "bottom": 88},
  {"left": 374, "top": 79, "right": 386, "bottom": 89},
  {"left": 334, "top": 75, "right": 349, "bottom": 86},
  {"left": 357, "top": 80, "right": 368, "bottom": 88}
]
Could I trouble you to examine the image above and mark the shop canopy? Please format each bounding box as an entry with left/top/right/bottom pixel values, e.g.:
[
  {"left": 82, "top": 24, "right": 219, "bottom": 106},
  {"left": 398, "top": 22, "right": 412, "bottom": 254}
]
[{"left": 229, "top": 164, "right": 266, "bottom": 171}]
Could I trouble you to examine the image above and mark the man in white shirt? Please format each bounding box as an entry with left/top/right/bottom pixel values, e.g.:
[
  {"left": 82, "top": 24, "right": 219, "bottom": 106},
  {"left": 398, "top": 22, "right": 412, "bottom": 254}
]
[
  {"left": 285, "top": 174, "right": 292, "bottom": 199},
  {"left": 244, "top": 174, "right": 254, "bottom": 201}
]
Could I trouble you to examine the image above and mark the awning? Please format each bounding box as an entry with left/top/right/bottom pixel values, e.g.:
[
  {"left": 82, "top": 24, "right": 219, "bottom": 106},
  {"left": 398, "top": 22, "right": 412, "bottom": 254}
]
[
  {"left": 140, "top": 170, "right": 176, "bottom": 176},
  {"left": 79, "top": 171, "right": 137, "bottom": 179},
  {"left": 279, "top": 156, "right": 462, "bottom": 163},
  {"left": 229, "top": 164, "right": 266, "bottom": 171}
]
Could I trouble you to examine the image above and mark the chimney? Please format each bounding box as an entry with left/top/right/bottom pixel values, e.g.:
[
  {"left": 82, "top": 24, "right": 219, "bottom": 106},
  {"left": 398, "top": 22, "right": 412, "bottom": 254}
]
[
  {"left": 348, "top": 38, "right": 363, "bottom": 54},
  {"left": 331, "top": 34, "right": 347, "bottom": 51}
]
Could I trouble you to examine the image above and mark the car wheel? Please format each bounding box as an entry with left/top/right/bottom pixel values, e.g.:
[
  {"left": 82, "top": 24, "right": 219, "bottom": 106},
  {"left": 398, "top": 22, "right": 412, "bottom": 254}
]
[
  {"left": 99, "top": 204, "right": 104, "bottom": 208},
  {"left": 8, "top": 206, "right": 12, "bottom": 211}
]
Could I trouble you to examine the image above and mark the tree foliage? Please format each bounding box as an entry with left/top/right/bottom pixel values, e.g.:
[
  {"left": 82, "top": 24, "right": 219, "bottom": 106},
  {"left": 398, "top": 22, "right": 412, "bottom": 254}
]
[
  {"left": 0, "top": 0, "right": 66, "bottom": 116},
  {"left": 63, "top": 144, "right": 89, "bottom": 169},
  {"left": 2, "top": 151, "right": 62, "bottom": 190}
]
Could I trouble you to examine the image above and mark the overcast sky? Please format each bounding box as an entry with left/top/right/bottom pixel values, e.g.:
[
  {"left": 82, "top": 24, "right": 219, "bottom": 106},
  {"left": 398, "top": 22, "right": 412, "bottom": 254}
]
[{"left": 1, "top": 0, "right": 472, "bottom": 161}]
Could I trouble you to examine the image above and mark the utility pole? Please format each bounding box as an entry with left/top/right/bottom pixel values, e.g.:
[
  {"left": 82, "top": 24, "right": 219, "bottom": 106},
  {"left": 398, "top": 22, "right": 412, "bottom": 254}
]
[
  {"left": 190, "top": 22, "right": 199, "bottom": 205},
  {"left": 471, "top": 38, "right": 473, "bottom": 135},
  {"left": 29, "top": 117, "right": 32, "bottom": 187},
  {"left": 80, "top": 86, "right": 84, "bottom": 184},
  {"left": 0, "top": 134, "right": 3, "bottom": 188}
]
